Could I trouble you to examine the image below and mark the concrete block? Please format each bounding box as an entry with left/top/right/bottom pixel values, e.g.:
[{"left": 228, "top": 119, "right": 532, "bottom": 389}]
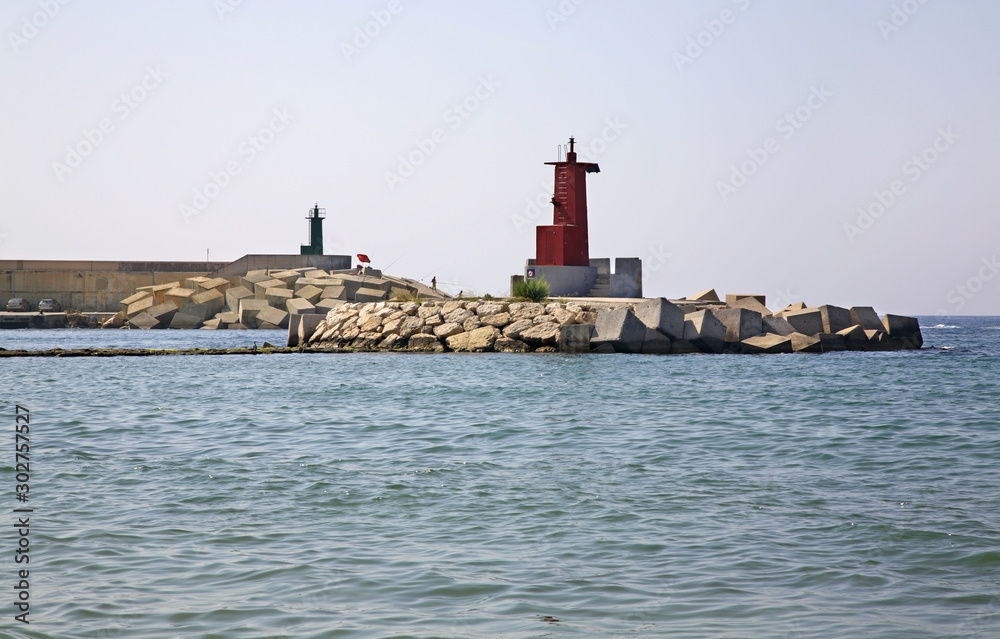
[
  {"left": 129, "top": 311, "right": 160, "bottom": 330},
  {"left": 641, "top": 327, "right": 673, "bottom": 354},
  {"left": 265, "top": 287, "right": 294, "bottom": 308},
  {"left": 819, "top": 333, "right": 847, "bottom": 352},
  {"left": 315, "top": 298, "right": 345, "bottom": 313},
  {"left": 168, "top": 312, "right": 203, "bottom": 329},
  {"left": 850, "top": 306, "right": 884, "bottom": 331},
  {"left": 304, "top": 269, "right": 329, "bottom": 279},
  {"left": 287, "top": 314, "right": 302, "bottom": 347},
  {"left": 682, "top": 310, "right": 726, "bottom": 354},
  {"left": 228, "top": 323, "right": 250, "bottom": 330},
  {"left": 882, "top": 314, "right": 922, "bottom": 349},
  {"left": 286, "top": 298, "right": 318, "bottom": 315},
  {"left": 184, "top": 276, "right": 210, "bottom": 291},
  {"left": 165, "top": 287, "right": 197, "bottom": 309},
  {"left": 837, "top": 324, "right": 869, "bottom": 350},
  {"left": 559, "top": 324, "right": 592, "bottom": 353},
  {"left": 146, "top": 302, "right": 178, "bottom": 328},
  {"left": 295, "top": 285, "right": 324, "bottom": 304},
  {"left": 322, "top": 285, "right": 347, "bottom": 300},
  {"left": 634, "top": 297, "right": 685, "bottom": 339},
  {"left": 784, "top": 308, "right": 824, "bottom": 336},
  {"left": 239, "top": 299, "right": 270, "bottom": 328},
  {"left": 197, "top": 277, "right": 230, "bottom": 294},
  {"left": 240, "top": 270, "right": 270, "bottom": 291},
  {"left": 591, "top": 343, "right": 617, "bottom": 354},
  {"left": 257, "top": 322, "right": 281, "bottom": 330},
  {"left": 269, "top": 270, "right": 302, "bottom": 287},
  {"left": 712, "top": 308, "right": 763, "bottom": 343},
  {"left": 355, "top": 287, "right": 388, "bottom": 302},
  {"left": 201, "top": 318, "right": 223, "bottom": 329},
  {"left": 120, "top": 291, "right": 152, "bottom": 315},
  {"left": 671, "top": 339, "right": 702, "bottom": 354},
  {"left": 254, "top": 279, "right": 287, "bottom": 300},
  {"left": 730, "top": 296, "right": 772, "bottom": 317},
  {"left": 790, "top": 332, "right": 822, "bottom": 353},
  {"left": 687, "top": 288, "right": 720, "bottom": 302},
  {"left": 226, "top": 286, "right": 254, "bottom": 312},
  {"left": 591, "top": 308, "right": 646, "bottom": 353},
  {"left": 124, "top": 296, "right": 154, "bottom": 319},
  {"left": 297, "top": 314, "right": 325, "bottom": 346},
  {"left": 762, "top": 315, "right": 796, "bottom": 336},
  {"left": 819, "top": 305, "right": 852, "bottom": 334},
  {"left": 215, "top": 311, "right": 239, "bottom": 324},
  {"left": 181, "top": 289, "right": 225, "bottom": 321},
  {"left": 725, "top": 294, "right": 766, "bottom": 306},
  {"left": 147, "top": 282, "right": 180, "bottom": 305},
  {"left": 256, "top": 306, "right": 289, "bottom": 329},
  {"left": 742, "top": 334, "right": 792, "bottom": 354}
]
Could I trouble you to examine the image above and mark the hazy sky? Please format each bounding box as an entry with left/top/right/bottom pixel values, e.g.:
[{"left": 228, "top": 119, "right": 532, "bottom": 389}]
[{"left": 2, "top": 1, "right": 998, "bottom": 315}]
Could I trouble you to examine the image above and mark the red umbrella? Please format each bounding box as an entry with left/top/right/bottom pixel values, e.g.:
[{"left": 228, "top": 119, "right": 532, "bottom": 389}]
[{"left": 357, "top": 253, "right": 371, "bottom": 264}]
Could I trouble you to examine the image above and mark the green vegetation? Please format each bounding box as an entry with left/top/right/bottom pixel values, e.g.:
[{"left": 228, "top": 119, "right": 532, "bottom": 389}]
[{"left": 512, "top": 277, "right": 550, "bottom": 302}]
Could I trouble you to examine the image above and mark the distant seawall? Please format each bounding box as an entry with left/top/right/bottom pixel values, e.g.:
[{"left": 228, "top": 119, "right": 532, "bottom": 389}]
[{"left": 0, "top": 255, "right": 350, "bottom": 312}]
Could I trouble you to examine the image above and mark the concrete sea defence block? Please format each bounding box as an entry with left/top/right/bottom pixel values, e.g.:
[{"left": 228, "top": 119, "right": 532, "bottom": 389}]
[
  {"left": 321, "top": 285, "right": 347, "bottom": 300},
  {"left": 184, "top": 277, "right": 210, "bottom": 291},
  {"left": 239, "top": 299, "right": 270, "bottom": 328},
  {"left": 762, "top": 315, "right": 796, "bottom": 336},
  {"left": 269, "top": 270, "right": 302, "bottom": 287},
  {"left": 297, "top": 314, "right": 325, "bottom": 344},
  {"left": 819, "top": 305, "right": 852, "bottom": 334},
  {"left": 168, "top": 312, "right": 203, "bottom": 329},
  {"left": 315, "top": 299, "right": 344, "bottom": 313},
  {"left": 201, "top": 318, "right": 223, "bottom": 329},
  {"left": 591, "top": 308, "right": 645, "bottom": 353},
  {"left": 790, "top": 332, "right": 822, "bottom": 353},
  {"left": 285, "top": 298, "right": 317, "bottom": 315},
  {"left": 254, "top": 279, "right": 287, "bottom": 300},
  {"left": 836, "top": 324, "right": 868, "bottom": 350},
  {"left": 687, "top": 288, "right": 720, "bottom": 302},
  {"left": 671, "top": 339, "right": 702, "bottom": 354},
  {"left": 226, "top": 286, "right": 253, "bottom": 312},
  {"left": 182, "top": 289, "right": 225, "bottom": 321},
  {"left": 197, "top": 277, "right": 230, "bottom": 294},
  {"left": 304, "top": 269, "right": 329, "bottom": 279},
  {"left": 634, "top": 297, "right": 685, "bottom": 339},
  {"left": 165, "top": 287, "right": 197, "bottom": 309},
  {"left": 355, "top": 288, "right": 388, "bottom": 302},
  {"left": 265, "top": 287, "right": 294, "bottom": 308},
  {"left": 215, "top": 311, "right": 239, "bottom": 324},
  {"left": 882, "top": 314, "right": 923, "bottom": 349},
  {"left": 146, "top": 302, "right": 179, "bottom": 328},
  {"left": 129, "top": 311, "right": 160, "bottom": 330},
  {"left": 783, "top": 308, "right": 824, "bottom": 336},
  {"left": 295, "top": 285, "right": 324, "bottom": 304},
  {"left": 124, "top": 296, "right": 155, "bottom": 319},
  {"left": 819, "top": 333, "right": 847, "bottom": 352},
  {"left": 240, "top": 270, "right": 270, "bottom": 290},
  {"left": 641, "top": 327, "right": 673, "bottom": 354},
  {"left": 559, "top": 324, "right": 591, "bottom": 353},
  {"left": 712, "top": 308, "right": 763, "bottom": 344},
  {"left": 682, "top": 310, "right": 726, "bottom": 354},
  {"left": 850, "top": 306, "right": 884, "bottom": 331},
  {"left": 256, "top": 306, "right": 289, "bottom": 329},
  {"left": 725, "top": 294, "right": 766, "bottom": 306},
  {"left": 741, "top": 334, "right": 792, "bottom": 354},
  {"left": 730, "top": 296, "right": 772, "bottom": 317}
]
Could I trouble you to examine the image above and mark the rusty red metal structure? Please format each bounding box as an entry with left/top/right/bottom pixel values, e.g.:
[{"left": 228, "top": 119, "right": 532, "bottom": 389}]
[{"left": 535, "top": 137, "right": 600, "bottom": 267}]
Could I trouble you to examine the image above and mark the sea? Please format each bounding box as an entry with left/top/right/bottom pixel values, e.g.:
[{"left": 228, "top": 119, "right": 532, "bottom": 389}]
[{"left": 1, "top": 317, "right": 998, "bottom": 639}]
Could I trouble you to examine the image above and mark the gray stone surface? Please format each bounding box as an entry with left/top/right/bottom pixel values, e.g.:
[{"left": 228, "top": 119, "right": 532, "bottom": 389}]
[
  {"left": 446, "top": 326, "right": 499, "bottom": 352},
  {"left": 712, "top": 308, "right": 763, "bottom": 343},
  {"left": 671, "top": 339, "right": 702, "bottom": 354},
  {"left": 742, "top": 334, "right": 792, "bottom": 354},
  {"left": 286, "top": 298, "right": 318, "bottom": 315},
  {"left": 256, "top": 306, "right": 289, "bottom": 329},
  {"left": 321, "top": 285, "right": 346, "bottom": 300},
  {"left": 790, "top": 332, "right": 822, "bottom": 353},
  {"left": 495, "top": 337, "right": 532, "bottom": 353},
  {"left": 819, "top": 333, "right": 847, "bottom": 352},
  {"left": 882, "top": 314, "right": 922, "bottom": 349},
  {"left": 783, "top": 308, "right": 824, "bottom": 336},
  {"left": 146, "top": 302, "right": 178, "bottom": 328},
  {"left": 181, "top": 289, "right": 225, "bottom": 321},
  {"left": 297, "top": 314, "right": 325, "bottom": 345},
  {"left": 265, "top": 287, "right": 294, "bottom": 308},
  {"left": 239, "top": 299, "right": 270, "bottom": 328},
  {"left": 408, "top": 333, "right": 445, "bottom": 352},
  {"left": 559, "top": 324, "right": 592, "bottom": 353},
  {"left": 168, "top": 312, "right": 203, "bottom": 329},
  {"left": 682, "top": 310, "right": 726, "bottom": 354},
  {"left": 591, "top": 308, "right": 646, "bottom": 353},
  {"left": 129, "top": 311, "right": 160, "bottom": 329},
  {"left": 850, "top": 306, "right": 884, "bottom": 331},
  {"left": 837, "top": 324, "right": 868, "bottom": 350},
  {"left": 295, "top": 284, "right": 324, "bottom": 304},
  {"left": 226, "top": 286, "right": 254, "bottom": 312},
  {"left": 355, "top": 287, "right": 388, "bottom": 302},
  {"left": 254, "top": 279, "right": 286, "bottom": 300},
  {"left": 819, "top": 305, "right": 852, "bottom": 333},
  {"left": 165, "top": 287, "right": 197, "bottom": 310},
  {"left": 634, "top": 297, "right": 685, "bottom": 339},
  {"left": 762, "top": 315, "right": 796, "bottom": 336},
  {"left": 520, "top": 322, "right": 561, "bottom": 346},
  {"left": 640, "top": 327, "right": 673, "bottom": 354}
]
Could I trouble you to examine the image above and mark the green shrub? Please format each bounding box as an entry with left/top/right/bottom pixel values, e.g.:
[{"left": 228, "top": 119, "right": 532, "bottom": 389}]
[{"left": 512, "top": 277, "right": 550, "bottom": 302}]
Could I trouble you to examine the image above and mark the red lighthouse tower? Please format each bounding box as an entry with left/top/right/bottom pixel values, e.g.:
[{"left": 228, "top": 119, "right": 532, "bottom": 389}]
[{"left": 535, "top": 137, "right": 600, "bottom": 267}]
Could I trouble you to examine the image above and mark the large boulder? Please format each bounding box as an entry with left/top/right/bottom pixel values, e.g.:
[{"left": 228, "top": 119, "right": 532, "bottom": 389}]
[
  {"left": 495, "top": 337, "right": 532, "bottom": 353},
  {"left": 446, "top": 326, "right": 499, "bottom": 352},
  {"left": 712, "top": 308, "right": 763, "bottom": 344},
  {"left": 408, "top": 333, "right": 445, "bottom": 352},
  {"left": 520, "top": 322, "right": 561, "bottom": 347},
  {"left": 434, "top": 322, "right": 464, "bottom": 338},
  {"left": 591, "top": 308, "right": 646, "bottom": 353},
  {"left": 682, "top": 310, "right": 726, "bottom": 354},
  {"left": 502, "top": 319, "right": 535, "bottom": 341},
  {"left": 634, "top": 297, "right": 685, "bottom": 339}
]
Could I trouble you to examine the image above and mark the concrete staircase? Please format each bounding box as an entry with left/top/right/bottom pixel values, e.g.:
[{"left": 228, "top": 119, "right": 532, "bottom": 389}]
[{"left": 588, "top": 273, "right": 611, "bottom": 297}]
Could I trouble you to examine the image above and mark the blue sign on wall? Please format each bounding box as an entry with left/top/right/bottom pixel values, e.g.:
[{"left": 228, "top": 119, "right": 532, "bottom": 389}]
[{"left": 526, "top": 268, "right": 536, "bottom": 279}]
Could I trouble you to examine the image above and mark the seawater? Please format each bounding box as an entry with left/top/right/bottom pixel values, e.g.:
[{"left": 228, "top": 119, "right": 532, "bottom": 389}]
[{"left": 1, "top": 318, "right": 999, "bottom": 638}]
